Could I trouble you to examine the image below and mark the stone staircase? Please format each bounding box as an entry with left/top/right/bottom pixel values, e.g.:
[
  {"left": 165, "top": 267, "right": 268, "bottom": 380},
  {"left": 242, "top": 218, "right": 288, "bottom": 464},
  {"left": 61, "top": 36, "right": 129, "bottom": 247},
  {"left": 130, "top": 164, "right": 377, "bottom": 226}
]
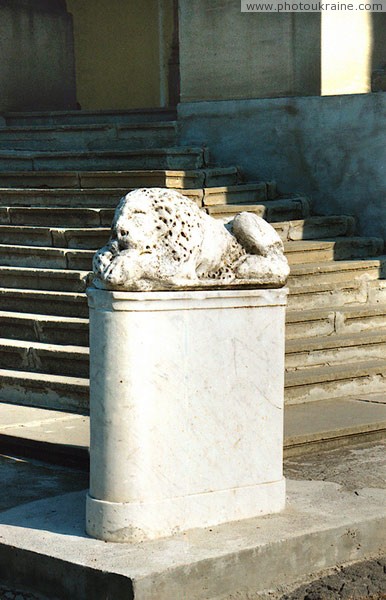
[{"left": 0, "top": 108, "right": 385, "bottom": 452}]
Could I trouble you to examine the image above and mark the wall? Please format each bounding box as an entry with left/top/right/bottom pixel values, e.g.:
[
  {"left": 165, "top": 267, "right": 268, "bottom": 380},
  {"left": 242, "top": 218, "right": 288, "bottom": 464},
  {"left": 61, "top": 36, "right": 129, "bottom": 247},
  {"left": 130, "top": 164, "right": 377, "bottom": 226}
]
[
  {"left": 66, "top": 0, "right": 174, "bottom": 110},
  {"left": 0, "top": 0, "right": 76, "bottom": 112},
  {"left": 179, "top": 94, "right": 386, "bottom": 240},
  {"left": 178, "top": 0, "right": 321, "bottom": 102}
]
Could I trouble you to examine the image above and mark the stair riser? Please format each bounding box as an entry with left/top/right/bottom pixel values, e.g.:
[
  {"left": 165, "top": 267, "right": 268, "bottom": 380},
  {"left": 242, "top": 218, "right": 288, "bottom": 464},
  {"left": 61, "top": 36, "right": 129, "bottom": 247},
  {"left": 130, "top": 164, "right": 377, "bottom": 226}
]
[
  {"left": 287, "top": 312, "right": 386, "bottom": 340},
  {"left": 0, "top": 191, "right": 125, "bottom": 208},
  {"left": 0, "top": 345, "right": 88, "bottom": 378},
  {"left": 0, "top": 318, "right": 89, "bottom": 346},
  {"left": 0, "top": 209, "right": 113, "bottom": 227},
  {"left": 286, "top": 341, "right": 386, "bottom": 370},
  {"left": 202, "top": 184, "right": 268, "bottom": 205},
  {"left": 368, "top": 281, "right": 386, "bottom": 304},
  {"left": 0, "top": 169, "right": 239, "bottom": 190},
  {"left": 0, "top": 153, "right": 206, "bottom": 172},
  {"left": 0, "top": 189, "right": 203, "bottom": 208},
  {"left": 5, "top": 109, "right": 177, "bottom": 127},
  {"left": 289, "top": 267, "right": 380, "bottom": 287},
  {"left": 285, "top": 372, "right": 386, "bottom": 405},
  {"left": 275, "top": 217, "right": 355, "bottom": 241},
  {"left": 287, "top": 285, "right": 368, "bottom": 310},
  {"left": 0, "top": 378, "right": 88, "bottom": 414},
  {"left": 0, "top": 249, "right": 93, "bottom": 271},
  {"left": 0, "top": 293, "right": 88, "bottom": 318},
  {"left": 286, "top": 241, "right": 383, "bottom": 265},
  {"left": 0, "top": 228, "right": 110, "bottom": 250},
  {"left": 286, "top": 316, "right": 336, "bottom": 340},
  {"left": 209, "top": 200, "right": 309, "bottom": 223},
  {"left": 0, "top": 126, "right": 177, "bottom": 151},
  {"left": 0, "top": 272, "right": 88, "bottom": 293}
]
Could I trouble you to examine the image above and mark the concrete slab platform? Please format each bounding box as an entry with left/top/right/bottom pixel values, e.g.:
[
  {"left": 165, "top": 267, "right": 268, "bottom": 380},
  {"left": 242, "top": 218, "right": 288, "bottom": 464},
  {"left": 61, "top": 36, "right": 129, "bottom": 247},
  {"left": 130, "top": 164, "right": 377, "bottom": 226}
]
[{"left": 0, "top": 442, "right": 385, "bottom": 599}]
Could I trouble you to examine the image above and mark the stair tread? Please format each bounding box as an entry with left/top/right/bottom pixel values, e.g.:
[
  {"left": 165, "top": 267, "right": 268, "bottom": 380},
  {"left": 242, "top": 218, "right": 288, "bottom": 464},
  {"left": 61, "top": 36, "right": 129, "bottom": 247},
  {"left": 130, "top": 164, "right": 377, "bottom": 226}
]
[
  {"left": 286, "top": 329, "right": 386, "bottom": 352},
  {"left": 0, "top": 310, "right": 88, "bottom": 324},
  {"left": 284, "top": 396, "right": 386, "bottom": 448},
  {"left": 290, "top": 256, "right": 386, "bottom": 274},
  {"left": 0, "top": 147, "right": 203, "bottom": 158},
  {"left": 0, "top": 337, "right": 88, "bottom": 354},
  {"left": 1, "top": 122, "right": 176, "bottom": 133},
  {"left": 285, "top": 359, "right": 386, "bottom": 385},
  {"left": 287, "top": 304, "right": 386, "bottom": 321},
  {"left": 284, "top": 237, "right": 383, "bottom": 251},
  {"left": 0, "top": 287, "right": 86, "bottom": 297},
  {"left": 0, "top": 368, "right": 89, "bottom": 386}
]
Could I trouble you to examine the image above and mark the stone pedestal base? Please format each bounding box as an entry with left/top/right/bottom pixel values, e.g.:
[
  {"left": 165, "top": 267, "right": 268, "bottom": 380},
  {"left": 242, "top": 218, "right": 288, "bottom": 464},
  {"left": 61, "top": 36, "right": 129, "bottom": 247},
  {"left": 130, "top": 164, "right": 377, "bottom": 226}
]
[{"left": 86, "top": 288, "right": 287, "bottom": 542}]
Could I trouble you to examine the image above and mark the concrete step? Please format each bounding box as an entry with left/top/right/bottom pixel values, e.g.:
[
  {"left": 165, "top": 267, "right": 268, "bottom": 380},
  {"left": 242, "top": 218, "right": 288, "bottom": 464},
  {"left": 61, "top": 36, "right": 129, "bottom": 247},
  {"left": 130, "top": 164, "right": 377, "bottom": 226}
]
[
  {"left": 273, "top": 215, "right": 356, "bottom": 241},
  {"left": 285, "top": 330, "right": 386, "bottom": 370},
  {"left": 0, "top": 245, "right": 94, "bottom": 270},
  {"left": 201, "top": 182, "right": 275, "bottom": 205},
  {"left": 0, "top": 206, "right": 114, "bottom": 227},
  {"left": 0, "top": 225, "right": 111, "bottom": 249},
  {"left": 284, "top": 396, "right": 386, "bottom": 456},
  {"left": 0, "top": 147, "right": 208, "bottom": 172},
  {"left": 0, "top": 267, "right": 90, "bottom": 292},
  {"left": 0, "top": 369, "right": 88, "bottom": 413},
  {"left": 0, "top": 122, "right": 177, "bottom": 151},
  {"left": 0, "top": 188, "right": 203, "bottom": 208},
  {"left": 0, "top": 339, "right": 88, "bottom": 378},
  {"left": 284, "top": 237, "right": 384, "bottom": 265},
  {"left": 286, "top": 304, "right": 386, "bottom": 340},
  {"left": 0, "top": 312, "right": 89, "bottom": 346},
  {"left": 288, "top": 257, "right": 386, "bottom": 287},
  {"left": 4, "top": 107, "right": 177, "bottom": 126},
  {"left": 207, "top": 197, "right": 311, "bottom": 223},
  {"left": 368, "top": 278, "right": 386, "bottom": 304},
  {"left": 0, "top": 289, "right": 87, "bottom": 318},
  {"left": 0, "top": 167, "right": 240, "bottom": 190},
  {"left": 287, "top": 280, "right": 370, "bottom": 310},
  {"left": 285, "top": 359, "right": 386, "bottom": 405}
]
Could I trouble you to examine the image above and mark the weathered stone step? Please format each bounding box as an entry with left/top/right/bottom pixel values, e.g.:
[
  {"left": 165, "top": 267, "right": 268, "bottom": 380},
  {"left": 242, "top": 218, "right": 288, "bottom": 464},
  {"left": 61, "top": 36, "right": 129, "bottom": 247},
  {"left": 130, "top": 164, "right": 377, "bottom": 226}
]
[
  {"left": 0, "top": 339, "right": 88, "bottom": 378},
  {"left": 0, "top": 311, "right": 89, "bottom": 346},
  {"left": 288, "top": 257, "right": 386, "bottom": 287},
  {"left": 285, "top": 359, "right": 386, "bottom": 405},
  {"left": 208, "top": 197, "right": 310, "bottom": 223},
  {"left": 4, "top": 108, "right": 177, "bottom": 127},
  {"left": 273, "top": 215, "right": 356, "bottom": 241},
  {"left": 0, "top": 289, "right": 87, "bottom": 318},
  {"left": 0, "top": 167, "right": 239, "bottom": 190},
  {"left": 284, "top": 238, "right": 384, "bottom": 265},
  {"left": 0, "top": 245, "right": 94, "bottom": 270},
  {"left": 0, "top": 182, "right": 268, "bottom": 209},
  {"left": 0, "top": 225, "right": 111, "bottom": 249},
  {"left": 285, "top": 330, "right": 386, "bottom": 370},
  {"left": 284, "top": 396, "right": 386, "bottom": 456},
  {"left": 0, "top": 147, "right": 208, "bottom": 172},
  {"left": 286, "top": 304, "right": 386, "bottom": 340},
  {"left": 0, "top": 122, "right": 178, "bottom": 151},
  {"left": 0, "top": 188, "right": 202, "bottom": 208},
  {"left": 0, "top": 267, "right": 89, "bottom": 292},
  {"left": 0, "top": 207, "right": 114, "bottom": 227},
  {"left": 0, "top": 369, "right": 89, "bottom": 414},
  {"left": 287, "top": 280, "right": 368, "bottom": 310},
  {"left": 202, "top": 182, "right": 276, "bottom": 205}
]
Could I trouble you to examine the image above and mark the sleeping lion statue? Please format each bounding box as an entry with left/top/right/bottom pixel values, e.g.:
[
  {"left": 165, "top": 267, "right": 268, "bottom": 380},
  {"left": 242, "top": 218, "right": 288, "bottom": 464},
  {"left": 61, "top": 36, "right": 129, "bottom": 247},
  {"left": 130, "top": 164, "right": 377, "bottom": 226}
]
[{"left": 92, "top": 188, "right": 289, "bottom": 291}]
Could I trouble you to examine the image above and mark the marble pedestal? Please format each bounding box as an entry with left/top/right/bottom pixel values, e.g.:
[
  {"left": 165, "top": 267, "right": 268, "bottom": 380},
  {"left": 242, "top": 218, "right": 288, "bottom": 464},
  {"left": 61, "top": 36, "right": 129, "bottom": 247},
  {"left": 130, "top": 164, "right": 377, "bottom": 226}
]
[{"left": 86, "top": 287, "right": 288, "bottom": 543}]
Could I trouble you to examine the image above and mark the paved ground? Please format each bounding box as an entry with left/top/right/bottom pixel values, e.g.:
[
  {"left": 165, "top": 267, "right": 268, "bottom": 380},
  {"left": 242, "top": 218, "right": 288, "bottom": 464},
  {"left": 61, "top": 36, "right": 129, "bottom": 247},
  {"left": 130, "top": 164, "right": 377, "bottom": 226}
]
[{"left": 0, "top": 441, "right": 384, "bottom": 599}]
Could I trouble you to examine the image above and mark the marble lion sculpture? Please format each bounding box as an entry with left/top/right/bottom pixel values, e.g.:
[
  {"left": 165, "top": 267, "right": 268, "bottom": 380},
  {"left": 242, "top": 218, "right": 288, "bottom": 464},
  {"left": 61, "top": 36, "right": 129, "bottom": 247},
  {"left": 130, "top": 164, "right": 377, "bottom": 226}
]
[{"left": 92, "top": 188, "right": 290, "bottom": 291}]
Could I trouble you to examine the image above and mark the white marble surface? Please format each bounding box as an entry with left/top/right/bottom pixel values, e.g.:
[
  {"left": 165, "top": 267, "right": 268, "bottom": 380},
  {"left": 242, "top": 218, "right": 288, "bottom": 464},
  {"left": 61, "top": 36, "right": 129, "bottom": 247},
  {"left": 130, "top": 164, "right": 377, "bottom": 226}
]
[
  {"left": 87, "top": 287, "right": 288, "bottom": 542},
  {"left": 92, "top": 188, "right": 289, "bottom": 290}
]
